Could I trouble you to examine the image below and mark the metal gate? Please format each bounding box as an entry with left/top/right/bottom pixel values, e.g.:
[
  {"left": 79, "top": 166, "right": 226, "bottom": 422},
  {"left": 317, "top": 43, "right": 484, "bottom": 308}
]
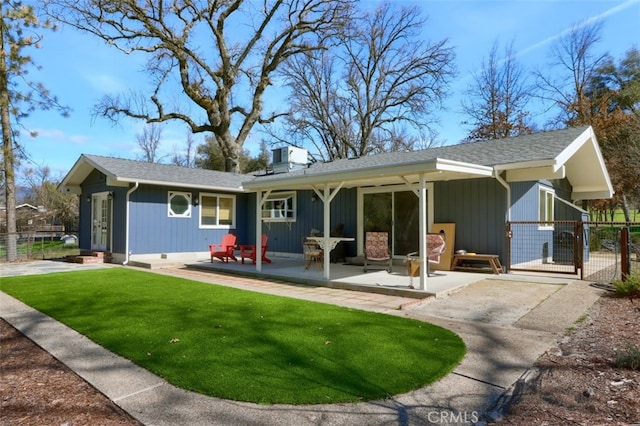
[{"left": 507, "top": 221, "right": 640, "bottom": 283}]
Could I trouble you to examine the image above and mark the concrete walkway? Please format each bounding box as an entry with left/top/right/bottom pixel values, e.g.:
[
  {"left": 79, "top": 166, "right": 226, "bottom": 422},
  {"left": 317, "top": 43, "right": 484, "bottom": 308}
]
[{"left": 0, "top": 261, "right": 605, "bottom": 425}]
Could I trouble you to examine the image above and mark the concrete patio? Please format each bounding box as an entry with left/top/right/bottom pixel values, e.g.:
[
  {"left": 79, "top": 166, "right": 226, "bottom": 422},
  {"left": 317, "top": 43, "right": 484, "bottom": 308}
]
[{"left": 127, "top": 253, "right": 576, "bottom": 300}]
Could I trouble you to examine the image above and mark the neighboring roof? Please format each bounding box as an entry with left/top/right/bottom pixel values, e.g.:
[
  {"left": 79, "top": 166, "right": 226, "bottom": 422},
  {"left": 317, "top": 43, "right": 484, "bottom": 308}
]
[
  {"left": 245, "top": 126, "right": 613, "bottom": 200},
  {"left": 59, "top": 154, "right": 253, "bottom": 194}
]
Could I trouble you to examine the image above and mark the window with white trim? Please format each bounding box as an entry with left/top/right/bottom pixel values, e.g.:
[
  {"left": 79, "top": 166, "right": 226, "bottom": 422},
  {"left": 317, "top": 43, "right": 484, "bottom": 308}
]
[
  {"left": 168, "top": 191, "right": 192, "bottom": 218},
  {"left": 538, "top": 186, "right": 554, "bottom": 229},
  {"left": 261, "top": 192, "right": 296, "bottom": 221},
  {"left": 200, "top": 193, "right": 236, "bottom": 228}
]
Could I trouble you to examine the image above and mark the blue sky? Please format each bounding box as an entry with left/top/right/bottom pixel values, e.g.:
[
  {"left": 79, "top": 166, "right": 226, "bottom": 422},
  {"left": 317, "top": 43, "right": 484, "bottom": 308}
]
[{"left": 17, "top": 0, "right": 640, "bottom": 178}]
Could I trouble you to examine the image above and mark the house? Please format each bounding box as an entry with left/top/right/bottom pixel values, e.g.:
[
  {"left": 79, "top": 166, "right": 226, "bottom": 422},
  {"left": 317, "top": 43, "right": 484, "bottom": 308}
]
[{"left": 59, "top": 126, "right": 613, "bottom": 289}]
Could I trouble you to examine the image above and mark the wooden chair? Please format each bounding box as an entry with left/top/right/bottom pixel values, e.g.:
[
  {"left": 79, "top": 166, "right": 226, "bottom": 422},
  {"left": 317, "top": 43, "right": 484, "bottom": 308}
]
[
  {"left": 364, "top": 231, "right": 392, "bottom": 273},
  {"left": 238, "top": 234, "right": 272, "bottom": 264},
  {"left": 302, "top": 238, "right": 323, "bottom": 271},
  {"left": 209, "top": 233, "right": 237, "bottom": 263}
]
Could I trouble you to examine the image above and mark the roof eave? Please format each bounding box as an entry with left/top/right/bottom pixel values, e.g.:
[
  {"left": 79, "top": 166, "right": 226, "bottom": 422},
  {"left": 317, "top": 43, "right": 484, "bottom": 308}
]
[
  {"left": 243, "top": 158, "right": 493, "bottom": 191},
  {"left": 109, "top": 177, "right": 246, "bottom": 193}
]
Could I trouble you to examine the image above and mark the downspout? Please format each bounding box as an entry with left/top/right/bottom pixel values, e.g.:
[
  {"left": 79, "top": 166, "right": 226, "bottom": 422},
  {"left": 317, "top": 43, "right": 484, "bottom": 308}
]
[{"left": 122, "top": 181, "right": 139, "bottom": 265}]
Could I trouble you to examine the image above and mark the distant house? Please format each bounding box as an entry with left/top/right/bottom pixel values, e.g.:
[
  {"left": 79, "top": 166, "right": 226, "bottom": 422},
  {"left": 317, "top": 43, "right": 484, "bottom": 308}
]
[{"left": 59, "top": 126, "right": 613, "bottom": 287}]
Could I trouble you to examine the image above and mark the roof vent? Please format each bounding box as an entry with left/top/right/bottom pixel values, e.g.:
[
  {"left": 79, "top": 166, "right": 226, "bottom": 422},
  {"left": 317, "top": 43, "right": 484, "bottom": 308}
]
[{"left": 272, "top": 146, "right": 308, "bottom": 173}]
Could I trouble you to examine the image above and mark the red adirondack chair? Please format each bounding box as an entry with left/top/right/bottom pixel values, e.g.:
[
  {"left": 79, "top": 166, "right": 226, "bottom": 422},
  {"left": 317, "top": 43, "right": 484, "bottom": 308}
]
[
  {"left": 238, "top": 234, "right": 271, "bottom": 264},
  {"left": 209, "top": 233, "right": 237, "bottom": 263}
]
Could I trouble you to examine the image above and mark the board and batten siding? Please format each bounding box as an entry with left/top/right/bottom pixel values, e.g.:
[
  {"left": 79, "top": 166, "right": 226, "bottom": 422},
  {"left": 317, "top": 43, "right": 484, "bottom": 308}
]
[
  {"left": 433, "top": 178, "right": 508, "bottom": 260},
  {"left": 260, "top": 188, "right": 358, "bottom": 257},
  {"left": 127, "top": 185, "right": 250, "bottom": 255},
  {"left": 78, "top": 170, "right": 126, "bottom": 253}
]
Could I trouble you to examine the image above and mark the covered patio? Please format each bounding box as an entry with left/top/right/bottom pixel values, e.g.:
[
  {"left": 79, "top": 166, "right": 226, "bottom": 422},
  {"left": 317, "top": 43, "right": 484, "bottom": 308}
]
[{"left": 129, "top": 253, "right": 516, "bottom": 300}]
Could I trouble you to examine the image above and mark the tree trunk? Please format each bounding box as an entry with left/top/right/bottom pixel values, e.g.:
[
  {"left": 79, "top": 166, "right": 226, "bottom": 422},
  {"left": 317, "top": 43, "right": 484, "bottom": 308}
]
[
  {"left": 0, "top": 27, "right": 17, "bottom": 261},
  {"left": 1, "top": 113, "right": 17, "bottom": 262},
  {"left": 621, "top": 194, "right": 631, "bottom": 222}
]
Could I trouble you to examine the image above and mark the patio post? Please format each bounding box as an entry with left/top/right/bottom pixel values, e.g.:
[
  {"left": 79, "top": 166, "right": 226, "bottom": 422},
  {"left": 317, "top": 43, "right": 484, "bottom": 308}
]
[
  {"left": 418, "top": 174, "right": 428, "bottom": 291},
  {"left": 255, "top": 190, "right": 270, "bottom": 272},
  {"left": 323, "top": 184, "right": 331, "bottom": 279}
]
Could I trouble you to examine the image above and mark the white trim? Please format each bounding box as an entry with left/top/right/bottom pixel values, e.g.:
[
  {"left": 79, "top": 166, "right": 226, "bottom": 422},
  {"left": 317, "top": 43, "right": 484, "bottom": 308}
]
[
  {"left": 356, "top": 183, "right": 434, "bottom": 258},
  {"left": 198, "top": 192, "right": 236, "bottom": 229},
  {"left": 538, "top": 185, "right": 555, "bottom": 230},
  {"left": 168, "top": 191, "right": 192, "bottom": 218},
  {"left": 260, "top": 191, "right": 297, "bottom": 222}
]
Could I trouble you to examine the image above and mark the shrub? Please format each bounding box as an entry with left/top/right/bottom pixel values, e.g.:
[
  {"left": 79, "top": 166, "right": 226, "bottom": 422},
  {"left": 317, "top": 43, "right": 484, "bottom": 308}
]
[
  {"left": 615, "top": 343, "right": 640, "bottom": 371},
  {"left": 612, "top": 274, "right": 640, "bottom": 298}
]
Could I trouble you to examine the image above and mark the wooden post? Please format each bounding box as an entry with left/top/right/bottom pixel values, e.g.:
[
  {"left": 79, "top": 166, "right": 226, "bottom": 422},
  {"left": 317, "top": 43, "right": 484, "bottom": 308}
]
[{"left": 621, "top": 227, "right": 630, "bottom": 281}]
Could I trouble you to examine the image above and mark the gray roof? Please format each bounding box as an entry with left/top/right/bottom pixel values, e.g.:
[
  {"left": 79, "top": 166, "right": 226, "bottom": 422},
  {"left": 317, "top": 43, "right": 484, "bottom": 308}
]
[
  {"left": 252, "top": 126, "right": 590, "bottom": 182},
  {"left": 62, "top": 154, "right": 254, "bottom": 192},
  {"left": 61, "top": 126, "right": 608, "bottom": 199}
]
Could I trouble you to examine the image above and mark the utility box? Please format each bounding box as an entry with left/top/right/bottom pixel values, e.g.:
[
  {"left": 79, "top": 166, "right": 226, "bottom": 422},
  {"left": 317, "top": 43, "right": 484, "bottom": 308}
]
[{"left": 272, "top": 146, "right": 308, "bottom": 173}]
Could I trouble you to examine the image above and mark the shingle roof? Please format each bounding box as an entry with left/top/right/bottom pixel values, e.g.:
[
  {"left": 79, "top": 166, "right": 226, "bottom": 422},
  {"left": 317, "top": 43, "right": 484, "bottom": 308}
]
[
  {"left": 81, "top": 154, "right": 254, "bottom": 190},
  {"left": 62, "top": 126, "right": 597, "bottom": 193},
  {"left": 252, "top": 126, "right": 590, "bottom": 181}
]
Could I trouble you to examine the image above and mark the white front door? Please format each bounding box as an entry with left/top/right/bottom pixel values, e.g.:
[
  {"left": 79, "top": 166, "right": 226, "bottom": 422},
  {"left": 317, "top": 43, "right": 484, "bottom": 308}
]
[{"left": 91, "top": 192, "right": 112, "bottom": 251}]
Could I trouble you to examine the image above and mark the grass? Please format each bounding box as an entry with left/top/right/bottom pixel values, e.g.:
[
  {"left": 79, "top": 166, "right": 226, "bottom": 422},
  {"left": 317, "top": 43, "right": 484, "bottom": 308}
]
[
  {"left": 0, "top": 239, "right": 79, "bottom": 261},
  {"left": 0, "top": 268, "right": 465, "bottom": 405}
]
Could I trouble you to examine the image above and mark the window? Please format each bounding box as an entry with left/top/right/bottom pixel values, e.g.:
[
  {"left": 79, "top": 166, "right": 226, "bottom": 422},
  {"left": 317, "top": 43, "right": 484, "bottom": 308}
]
[
  {"left": 261, "top": 192, "right": 296, "bottom": 221},
  {"left": 168, "top": 191, "right": 191, "bottom": 218},
  {"left": 200, "top": 193, "right": 236, "bottom": 228},
  {"left": 538, "top": 186, "right": 554, "bottom": 229}
]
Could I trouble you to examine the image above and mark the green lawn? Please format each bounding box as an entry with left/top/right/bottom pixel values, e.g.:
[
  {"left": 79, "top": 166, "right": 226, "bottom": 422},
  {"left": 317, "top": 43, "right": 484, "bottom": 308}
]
[{"left": 0, "top": 268, "right": 465, "bottom": 405}]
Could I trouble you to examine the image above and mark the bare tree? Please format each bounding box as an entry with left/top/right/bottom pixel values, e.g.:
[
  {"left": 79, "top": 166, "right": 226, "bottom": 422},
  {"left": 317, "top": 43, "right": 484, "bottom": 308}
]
[
  {"left": 45, "top": 0, "right": 356, "bottom": 172},
  {"left": 170, "top": 132, "right": 196, "bottom": 168},
  {"left": 276, "top": 2, "right": 455, "bottom": 160},
  {"left": 23, "top": 165, "right": 78, "bottom": 230},
  {"left": 1, "top": 1, "right": 69, "bottom": 261},
  {"left": 534, "top": 21, "right": 609, "bottom": 127},
  {"left": 135, "top": 123, "right": 164, "bottom": 163},
  {"left": 461, "top": 39, "right": 535, "bottom": 141}
]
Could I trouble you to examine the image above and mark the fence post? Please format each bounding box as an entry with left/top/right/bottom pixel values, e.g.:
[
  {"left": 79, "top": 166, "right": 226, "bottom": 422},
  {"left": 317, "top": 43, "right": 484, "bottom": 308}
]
[
  {"left": 506, "top": 222, "right": 512, "bottom": 273},
  {"left": 621, "top": 227, "right": 630, "bottom": 281}
]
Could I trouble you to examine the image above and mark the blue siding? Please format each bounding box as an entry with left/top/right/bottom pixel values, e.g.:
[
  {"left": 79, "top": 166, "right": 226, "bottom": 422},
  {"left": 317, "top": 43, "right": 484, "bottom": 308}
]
[
  {"left": 128, "top": 185, "right": 250, "bottom": 255},
  {"left": 261, "top": 189, "right": 358, "bottom": 257},
  {"left": 509, "top": 179, "right": 584, "bottom": 265},
  {"left": 434, "top": 178, "right": 508, "bottom": 261},
  {"left": 79, "top": 170, "right": 251, "bottom": 256}
]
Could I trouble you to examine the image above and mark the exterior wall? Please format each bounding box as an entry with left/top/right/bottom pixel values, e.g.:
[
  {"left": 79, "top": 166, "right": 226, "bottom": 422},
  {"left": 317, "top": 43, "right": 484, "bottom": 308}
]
[
  {"left": 258, "top": 188, "right": 358, "bottom": 258},
  {"left": 509, "top": 179, "right": 584, "bottom": 265},
  {"left": 128, "top": 185, "right": 250, "bottom": 256},
  {"left": 80, "top": 170, "right": 250, "bottom": 258},
  {"left": 78, "top": 169, "right": 119, "bottom": 251},
  {"left": 433, "top": 177, "right": 509, "bottom": 261}
]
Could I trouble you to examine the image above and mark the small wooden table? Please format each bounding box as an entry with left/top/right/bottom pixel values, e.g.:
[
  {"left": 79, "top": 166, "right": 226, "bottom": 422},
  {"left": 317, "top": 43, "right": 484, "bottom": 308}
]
[{"left": 452, "top": 254, "right": 503, "bottom": 274}]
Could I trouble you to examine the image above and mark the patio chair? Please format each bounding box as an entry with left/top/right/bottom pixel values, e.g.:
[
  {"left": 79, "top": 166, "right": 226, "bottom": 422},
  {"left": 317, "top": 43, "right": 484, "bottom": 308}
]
[
  {"left": 364, "top": 231, "right": 392, "bottom": 273},
  {"left": 303, "top": 238, "right": 323, "bottom": 271},
  {"left": 406, "top": 232, "right": 446, "bottom": 278},
  {"left": 209, "top": 233, "right": 237, "bottom": 263},
  {"left": 238, "top": 234, "right": 272, "bottom": 264}
]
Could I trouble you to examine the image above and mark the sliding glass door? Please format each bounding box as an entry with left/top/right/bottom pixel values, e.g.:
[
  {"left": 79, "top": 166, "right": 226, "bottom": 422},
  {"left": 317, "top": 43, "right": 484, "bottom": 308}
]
[{"left": 360, "top": 185, "right": 433, "bottom": 257}]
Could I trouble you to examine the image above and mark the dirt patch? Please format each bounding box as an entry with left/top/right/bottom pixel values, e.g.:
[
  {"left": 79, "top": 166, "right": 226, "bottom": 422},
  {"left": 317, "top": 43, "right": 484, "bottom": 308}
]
[
  {"left": 490, "top": 294, "right": 640, "bottom": 425},
  {"left": 0, "top": 319, "right": 141, "bottom": 426}
]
